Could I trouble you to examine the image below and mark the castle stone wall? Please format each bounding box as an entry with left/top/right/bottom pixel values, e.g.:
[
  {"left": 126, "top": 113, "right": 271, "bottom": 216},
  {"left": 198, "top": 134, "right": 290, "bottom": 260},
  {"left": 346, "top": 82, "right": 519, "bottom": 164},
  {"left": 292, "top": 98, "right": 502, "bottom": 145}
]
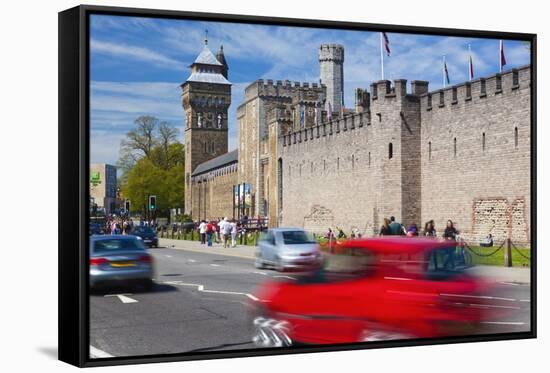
[
  {"left": 419, "top": 66, "right": 531, "bottom": 245},
  {"left": 190, "top": 166, "right": 238, "bottom": 221}
]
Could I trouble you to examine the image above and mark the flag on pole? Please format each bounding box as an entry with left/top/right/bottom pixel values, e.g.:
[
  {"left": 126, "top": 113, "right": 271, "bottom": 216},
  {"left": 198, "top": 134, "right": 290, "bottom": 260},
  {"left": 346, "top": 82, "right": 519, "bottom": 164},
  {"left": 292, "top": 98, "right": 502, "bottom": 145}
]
[
  {"left": 443, "top": 56, "right": 450, "bottom": 86},
  {"left": 382, "top": 32, "right": 391, "bottom": 56},
  {"left": 468, "top": 44, "right": 474, "bottom": 81},
  {"left": 500, "top": 40, "right": 507, "bottom": 72}
]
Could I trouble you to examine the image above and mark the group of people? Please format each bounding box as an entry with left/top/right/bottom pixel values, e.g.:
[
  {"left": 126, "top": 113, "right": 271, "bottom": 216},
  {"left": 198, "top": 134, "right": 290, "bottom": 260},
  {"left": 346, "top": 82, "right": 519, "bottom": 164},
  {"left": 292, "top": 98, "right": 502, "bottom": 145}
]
[
  {"left": 197, "top": 217, "right": 238, "bottom": 248},
  {"left": 99, "top": 216, "right": 156, "bottom": 235},
  {"left": 324, "top": 218, "right": 462, "bottom": 241}
]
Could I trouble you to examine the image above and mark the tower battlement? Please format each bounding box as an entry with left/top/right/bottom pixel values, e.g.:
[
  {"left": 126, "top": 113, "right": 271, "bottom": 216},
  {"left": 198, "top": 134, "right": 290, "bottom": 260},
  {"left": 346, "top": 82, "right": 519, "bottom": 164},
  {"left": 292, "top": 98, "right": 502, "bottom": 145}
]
[
  {"left": 420, "top": 65, "right": 530, "bottom": 111},
  {"left": 318, "top": 44, "right": 345, "bottom": 62},
  {"left": 243, "top": 79, "right": 326, "bottom": 102}
]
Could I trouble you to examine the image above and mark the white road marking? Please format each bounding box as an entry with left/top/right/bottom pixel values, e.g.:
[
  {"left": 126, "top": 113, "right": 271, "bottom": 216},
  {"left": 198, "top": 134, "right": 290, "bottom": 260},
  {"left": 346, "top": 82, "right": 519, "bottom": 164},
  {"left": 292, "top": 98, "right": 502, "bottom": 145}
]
[
  {"left": 273, "top": 275, "right": 297, "bottom": 280},
  {"left": 90, "top": 345, "right": 114, "bottom": 358},
  {"left": 440, "top": 293, "right": 517, "bottom": 302},
  {"left": 253, "top": 271, "right": 268, "bottom": 275},
  {"left": 481, "top": 321, "right": 526, "bottom": 326},
  {"left": 499, "top": 281, "right": 529, "bottom": 287},
  {"left": 165, "top": 255, "right": 173, "bottom": 258},
  {"left": 104, "top": 294, "right": 138, "bottom": 304},
  {"left": 452, "top": 302, "right": 520, "bottom": 310},
  {"left": 519, "top": 299, "right": 531, "bottom": 303},
  {"left": 210, "top": 264, "right": 221, "bottom": 267},
  {"left": 163, "top": 281, "right": 259, "bottom": 302},
  {"left": 187, "top": 259, "right": 197, "bottom": 263}
]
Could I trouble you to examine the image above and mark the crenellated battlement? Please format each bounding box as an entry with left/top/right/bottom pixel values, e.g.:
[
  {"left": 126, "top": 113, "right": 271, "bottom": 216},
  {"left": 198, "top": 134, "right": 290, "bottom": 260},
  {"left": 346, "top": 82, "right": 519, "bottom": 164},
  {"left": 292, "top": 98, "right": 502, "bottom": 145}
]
[
  {"left": 279, "top": 111, "right": 371, "bottom": 147},
  {"left": 421, "top": 65, "right": 530, "bottom": 111},
  {"left": 243, "top": 78, "right": 326, "bottom": 101}
]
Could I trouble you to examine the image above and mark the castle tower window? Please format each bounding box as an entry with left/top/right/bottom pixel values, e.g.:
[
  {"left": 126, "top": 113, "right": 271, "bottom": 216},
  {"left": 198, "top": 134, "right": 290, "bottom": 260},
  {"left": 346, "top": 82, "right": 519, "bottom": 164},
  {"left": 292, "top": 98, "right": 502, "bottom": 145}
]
[
  {"left": 482, "top": 132, "right": 486, "bottom": 152},
  {"left": 512, "top": 69, "right": 519, "bottom": 87},
  {"left": 428, "top": 141, "right": 432, "bottom": 160},
  {"left": 368, "top": 152, "right": 371, "bottom": 167},
  {"left": 514, "top": 127, "right": 519, "bottom": 148},
  {"left": 277, "top": 158, "right": 283, "bottom": 214},
  {"left": 337, "top": 157, "right": 340, "bottom": 170},
  {"left": 388, "top": 143, "right": 393, "bottom": 159},
  {"left": 453, "top": 137, "right": 457, "bottom": 158},
  {"left": 323, "top": 159, "right": 326, "bottom": 171}
]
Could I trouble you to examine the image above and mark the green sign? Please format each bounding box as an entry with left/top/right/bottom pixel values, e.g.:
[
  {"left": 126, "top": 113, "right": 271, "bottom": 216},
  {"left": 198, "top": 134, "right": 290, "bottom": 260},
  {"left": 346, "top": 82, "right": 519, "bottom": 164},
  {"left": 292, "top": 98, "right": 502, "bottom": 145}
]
[{"left": 90, "top": 171, "right": 101, "bottom": 186}]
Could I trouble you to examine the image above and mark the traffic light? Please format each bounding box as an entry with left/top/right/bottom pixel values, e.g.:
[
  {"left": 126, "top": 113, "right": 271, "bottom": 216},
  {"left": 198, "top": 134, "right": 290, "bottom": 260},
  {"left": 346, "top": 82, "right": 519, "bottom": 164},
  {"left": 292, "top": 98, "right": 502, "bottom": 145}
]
[
  {"left": 124, "top": 200, "right": 131, "bottom": 213},
  {"left": 149, "top": 195, "right": 157, "bottom": 210}
]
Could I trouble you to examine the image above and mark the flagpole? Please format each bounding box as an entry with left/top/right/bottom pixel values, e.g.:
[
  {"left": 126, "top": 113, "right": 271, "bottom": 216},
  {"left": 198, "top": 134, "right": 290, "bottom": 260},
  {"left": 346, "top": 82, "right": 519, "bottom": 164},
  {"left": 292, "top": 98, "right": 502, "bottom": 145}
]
[
  {"left": 380, "top": 32, "right": 384, "bottom": 80},
  {"left": 443, "top": 55, "right": 446, "bottom": 88},
  {"left": 499, "top": 40, "right": 503, "bottom": 73},
  {"left": 468, "top": 44, "right": 472, "bottom": 81}
]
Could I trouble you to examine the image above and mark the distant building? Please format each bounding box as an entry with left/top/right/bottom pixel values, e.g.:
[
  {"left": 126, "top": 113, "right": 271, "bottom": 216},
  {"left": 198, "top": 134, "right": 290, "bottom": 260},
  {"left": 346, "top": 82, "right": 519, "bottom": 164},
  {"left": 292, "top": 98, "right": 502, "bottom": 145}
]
[{"left": 90, "top": 164, "right": 118, "bottom": 215}]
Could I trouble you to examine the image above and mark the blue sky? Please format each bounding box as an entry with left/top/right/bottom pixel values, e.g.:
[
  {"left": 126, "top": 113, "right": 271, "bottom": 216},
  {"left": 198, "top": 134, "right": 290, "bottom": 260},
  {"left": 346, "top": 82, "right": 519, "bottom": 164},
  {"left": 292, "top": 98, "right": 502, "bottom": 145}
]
[{"left": 90, "top": 14, "right": 530, "bottom": 165}]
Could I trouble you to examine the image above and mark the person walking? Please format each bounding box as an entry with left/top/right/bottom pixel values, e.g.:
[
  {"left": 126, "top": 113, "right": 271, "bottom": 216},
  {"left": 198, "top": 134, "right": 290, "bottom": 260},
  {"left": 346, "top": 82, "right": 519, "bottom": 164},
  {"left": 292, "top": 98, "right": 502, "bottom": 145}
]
[
  {"left": 206, "top": 220, "right": 214, "bottom": 247},
  {"left": 424, "top": 220, "right": 437, "bottom": 237},
  {"left": 388, "top": 216, "right": 405, "bottom": 235},
  {"left": 230, "top": 219, "right": 238, "bottom": 248},
  {"left": 379, "top": 218, "right": 391, "bottom": 236},
  {"left": 218, "top": 218, "right": 227, "bottom": 246},
  {"left": 223, "top": 218, "right": 232, "bottom": 248},
  {"left": 198, "top": 220, "right": 207, "bottom": 244}
]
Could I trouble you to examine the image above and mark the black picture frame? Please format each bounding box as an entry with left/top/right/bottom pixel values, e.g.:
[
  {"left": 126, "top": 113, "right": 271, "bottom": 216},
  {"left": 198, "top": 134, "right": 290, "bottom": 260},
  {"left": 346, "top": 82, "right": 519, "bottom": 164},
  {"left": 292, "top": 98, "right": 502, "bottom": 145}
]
[{"left": 59, "top": 4, "right": 537, "bottom": 368}]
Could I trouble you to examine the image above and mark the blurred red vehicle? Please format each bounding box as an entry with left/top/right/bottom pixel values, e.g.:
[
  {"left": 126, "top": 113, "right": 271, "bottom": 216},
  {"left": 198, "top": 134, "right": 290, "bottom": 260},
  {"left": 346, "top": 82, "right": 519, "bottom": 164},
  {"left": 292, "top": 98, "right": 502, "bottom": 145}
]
[{"left": 250, "top": 237, "right": 509, "bottom": 347}]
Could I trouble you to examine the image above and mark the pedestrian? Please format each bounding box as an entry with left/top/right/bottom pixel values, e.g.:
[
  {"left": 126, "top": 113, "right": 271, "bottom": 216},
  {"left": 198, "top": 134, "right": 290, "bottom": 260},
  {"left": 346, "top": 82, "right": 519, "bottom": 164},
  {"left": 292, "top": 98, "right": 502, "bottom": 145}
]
[
  {"left": 388, "top": 216, "right": 405, "bottom": 235},
  {"left": 198, "top": 220, "right": 207, "bottom": 244},
  {"left": 206, "top": 220, "right": 214, "bottom": 247},
  {"left": 480, "top": 234, "right": 494, "bottom": 247},
  {"left": 424, "top": 220, "right": 436, "bottom": 237},
  {"left": 230, "top": 219, "right": 238, "bottom": 248},
  {"left": 443, "top": 219, "right": 459, "bottom": 241},
  {"left": 379, "top": 218, "right": 391, "bottom": 236},
  {"left": 406, "top": 224, "right": 419, "bottom": 237},
  {"left": 337, "top": 227, "right": 346, "bottom": 239},
  {"left": 218, "top": 218, "right": 227, "bottom": 246},
  {"left": 223, "top": 218, "right": 232, "bottom": 248}
]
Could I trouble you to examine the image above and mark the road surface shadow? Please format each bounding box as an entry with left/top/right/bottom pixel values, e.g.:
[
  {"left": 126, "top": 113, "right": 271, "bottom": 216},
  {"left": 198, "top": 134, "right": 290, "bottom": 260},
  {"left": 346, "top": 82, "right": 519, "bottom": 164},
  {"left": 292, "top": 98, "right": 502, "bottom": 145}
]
[
  {"left": 186, "top": 341, "right": 254, "bottom": 353},
  {"left": 90, "top": 282, "right": 179, "bottom": 296}
]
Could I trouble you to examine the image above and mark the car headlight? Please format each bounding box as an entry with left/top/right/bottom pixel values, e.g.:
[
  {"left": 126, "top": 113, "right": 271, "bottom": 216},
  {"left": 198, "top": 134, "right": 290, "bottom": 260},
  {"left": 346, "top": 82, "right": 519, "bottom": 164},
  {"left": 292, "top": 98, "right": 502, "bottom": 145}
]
[{"left": 135, "top": 236, "right": 142, "bottom": 240}]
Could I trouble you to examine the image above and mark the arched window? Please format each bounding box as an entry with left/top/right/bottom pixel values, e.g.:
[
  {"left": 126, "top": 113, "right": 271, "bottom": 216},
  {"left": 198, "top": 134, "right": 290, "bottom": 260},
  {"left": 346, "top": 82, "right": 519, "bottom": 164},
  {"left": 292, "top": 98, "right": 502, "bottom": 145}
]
[
  {"left": 428, "top": 141, "right": 432, "bottom": 160},
  {"left": 482, "top": 132, "right": 486, "bottom": 152},
  {"left": 514, "top": 127, "right": 519, "bottom": 148},
  {"left": 453, "top": 137, "right": 457, "bottom": 158},
  {"left": 388, "top": 143, "right": 393, "bottom": 159}
]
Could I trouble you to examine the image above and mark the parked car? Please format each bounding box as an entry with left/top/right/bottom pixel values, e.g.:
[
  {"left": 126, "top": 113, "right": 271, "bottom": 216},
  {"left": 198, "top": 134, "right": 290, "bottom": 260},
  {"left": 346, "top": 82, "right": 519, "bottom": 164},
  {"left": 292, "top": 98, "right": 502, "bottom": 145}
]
[
  {"left": 255, "top": 228, "right": 322, "bottom": 271},
  {"left": 249, "top": 237, "right": 508, "bottom": 347},
  {"left": 89, "top": 235, "right": 154, "bottom": 290},
  {"left": 131, "top": 226, "right": 159, "bottom": 248}
]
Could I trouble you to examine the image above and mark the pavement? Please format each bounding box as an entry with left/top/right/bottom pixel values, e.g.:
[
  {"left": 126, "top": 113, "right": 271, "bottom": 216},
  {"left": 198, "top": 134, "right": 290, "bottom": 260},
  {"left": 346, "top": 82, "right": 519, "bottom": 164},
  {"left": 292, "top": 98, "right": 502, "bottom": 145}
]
[{"left": 89, "top": 240, "right": 532, "bottom": 359}]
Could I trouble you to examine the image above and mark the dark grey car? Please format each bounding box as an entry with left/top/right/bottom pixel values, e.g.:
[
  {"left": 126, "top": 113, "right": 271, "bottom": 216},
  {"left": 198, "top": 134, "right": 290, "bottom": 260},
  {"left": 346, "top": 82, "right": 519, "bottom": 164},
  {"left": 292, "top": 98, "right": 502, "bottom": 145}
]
[
  {"left": 90, "top": 235, "right": 155, "bottom": 290},
  {"left": 255, "top": 228, "right": 322, "bottom": 271}
]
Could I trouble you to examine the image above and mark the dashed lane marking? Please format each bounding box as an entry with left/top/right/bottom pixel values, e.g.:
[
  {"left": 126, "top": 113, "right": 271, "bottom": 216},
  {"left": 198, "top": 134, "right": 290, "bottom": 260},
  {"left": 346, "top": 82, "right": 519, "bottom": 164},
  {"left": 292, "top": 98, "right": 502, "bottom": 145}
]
[
  {"left": 165, "top": 255, "right": 173, "bottom": 258},
  {"left": 104, "top": 294, "right": 139, "bottom": 304},
  {"left": 252, "top": 271, "right": 268, "bottom": 275},
  {"left": 499, "top": 281, "right": 530, "bottom": 287},
  {"left": 163, "top": 280, "right": 259, "bottom": 301},
  {"left": 90, "top": 345, "right": 114, "bottom": 358},
  {"left": 188, "top": 259, "right": 197, "bottom": 263},
  {"left": 273, "top": 275, "right": 297, "bottom": 280},
  {"left": 210, "top": 264, "right": 221, "bottom": 267},
  {"left": 440, "top": 293, "right": 517, "bottom": 302}
]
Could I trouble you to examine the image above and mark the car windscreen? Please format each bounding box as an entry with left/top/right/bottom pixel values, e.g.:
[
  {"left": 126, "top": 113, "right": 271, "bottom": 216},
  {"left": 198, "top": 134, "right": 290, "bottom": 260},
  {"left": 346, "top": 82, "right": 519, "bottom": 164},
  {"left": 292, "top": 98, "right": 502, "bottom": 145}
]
[
  {"left": 93, "top": 238, "right": 146, "bottom": 254},
  {"left": 281, "top": 231, "right": 316, "bottom": 245},
  {"left": 134, "top": 227, "right": 155, "bottom": 235}
]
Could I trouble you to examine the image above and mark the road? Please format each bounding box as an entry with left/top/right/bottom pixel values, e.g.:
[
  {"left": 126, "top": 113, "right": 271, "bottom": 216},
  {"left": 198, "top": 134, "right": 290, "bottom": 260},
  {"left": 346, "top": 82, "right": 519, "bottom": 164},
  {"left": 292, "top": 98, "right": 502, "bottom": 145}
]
[{"left": 89, "top": 244, "right": 531, "bottom": 358}]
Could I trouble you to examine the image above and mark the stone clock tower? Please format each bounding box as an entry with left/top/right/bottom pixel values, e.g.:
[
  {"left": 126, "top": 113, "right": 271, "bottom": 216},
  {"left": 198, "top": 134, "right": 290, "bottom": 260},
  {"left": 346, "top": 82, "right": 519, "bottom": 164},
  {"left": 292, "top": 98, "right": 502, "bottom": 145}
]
[{"left": 182, "top": 38, "right": 231, "bottom": 215}]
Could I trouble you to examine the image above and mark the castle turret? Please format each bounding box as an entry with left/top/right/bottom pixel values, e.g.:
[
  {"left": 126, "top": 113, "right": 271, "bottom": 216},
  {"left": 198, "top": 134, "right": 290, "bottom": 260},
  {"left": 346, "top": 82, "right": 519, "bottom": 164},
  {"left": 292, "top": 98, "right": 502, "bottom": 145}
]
[
  {"left": 216, "top": 45, "right": 228, "bottom": 79},
  {"left": 319, "top": 44, "right": 344, "bottom": 113}
]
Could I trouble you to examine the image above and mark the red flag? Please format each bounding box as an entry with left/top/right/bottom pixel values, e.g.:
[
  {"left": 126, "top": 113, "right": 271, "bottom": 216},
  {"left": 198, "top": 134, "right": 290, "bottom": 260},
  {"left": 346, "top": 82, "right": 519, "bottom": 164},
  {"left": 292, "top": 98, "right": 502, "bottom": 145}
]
[
  {"left": 382, "top": 32, "right": 391, "bottom": 56},
  {"left": 500, "top": 40, "right": 507, "bottom": 72}
]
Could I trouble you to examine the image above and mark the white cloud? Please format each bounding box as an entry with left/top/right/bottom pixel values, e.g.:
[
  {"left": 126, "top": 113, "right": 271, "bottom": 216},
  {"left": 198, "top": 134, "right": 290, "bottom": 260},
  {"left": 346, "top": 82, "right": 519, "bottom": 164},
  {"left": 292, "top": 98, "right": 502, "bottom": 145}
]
[{"left": 90, "top": 39, "right": 183, "bottom": 70}]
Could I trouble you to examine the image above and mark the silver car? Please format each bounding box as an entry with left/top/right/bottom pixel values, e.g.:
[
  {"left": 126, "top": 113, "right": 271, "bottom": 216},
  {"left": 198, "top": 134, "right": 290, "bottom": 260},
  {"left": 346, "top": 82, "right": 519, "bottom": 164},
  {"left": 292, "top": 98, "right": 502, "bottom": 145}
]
[
  {"left": 90, "top": 235, "right": 155, "bottom": 290},
  {"left": 255, "top": 228, "right": 322, "bottom": 271}
]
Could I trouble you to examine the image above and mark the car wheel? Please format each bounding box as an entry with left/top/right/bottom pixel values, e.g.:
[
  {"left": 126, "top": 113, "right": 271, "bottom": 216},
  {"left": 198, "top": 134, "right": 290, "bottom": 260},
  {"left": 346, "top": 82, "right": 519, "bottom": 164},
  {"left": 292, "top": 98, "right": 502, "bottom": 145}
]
[
  {"left": 254, "top": 253, "right": 265, "bottom": 269},
  {"left": 275, "top": 256, "right": 285, "bottom": 272}
]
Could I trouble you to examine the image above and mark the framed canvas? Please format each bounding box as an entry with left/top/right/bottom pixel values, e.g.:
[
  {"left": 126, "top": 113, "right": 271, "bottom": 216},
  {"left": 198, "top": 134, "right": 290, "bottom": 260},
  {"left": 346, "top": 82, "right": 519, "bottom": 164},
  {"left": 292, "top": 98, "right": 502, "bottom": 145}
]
[{"left": 58, "top": 4, "right": 536, "bottom": 367}]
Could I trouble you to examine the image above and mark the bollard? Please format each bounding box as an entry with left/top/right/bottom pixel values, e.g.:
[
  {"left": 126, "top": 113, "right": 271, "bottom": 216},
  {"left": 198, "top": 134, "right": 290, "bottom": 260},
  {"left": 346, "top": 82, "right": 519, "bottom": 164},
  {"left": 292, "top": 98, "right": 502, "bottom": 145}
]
[{"left": 504, "top": 238, "right": 512, "bottom": 267}]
